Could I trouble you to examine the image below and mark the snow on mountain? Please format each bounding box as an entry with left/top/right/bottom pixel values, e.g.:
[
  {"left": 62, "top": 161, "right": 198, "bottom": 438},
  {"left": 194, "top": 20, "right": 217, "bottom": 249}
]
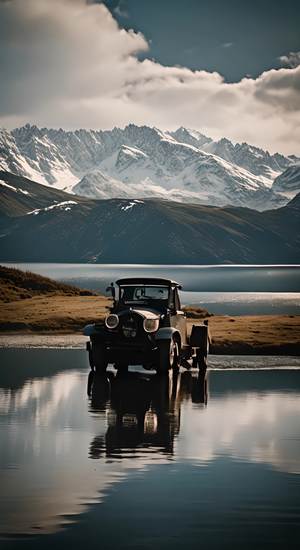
[
  {"left": 204, "top": 138, "right": 292, "bottom": 181},
  {"left": 73, "top": 170, "right": 171, "bottom": 201},
  {"left": 272, "top": 165, "right": 300, "bottom": 201},
  {"left": 75, "top": 131, "right": 286, "bottom": 209},
  {"left": 0, "top": 128, "right": 43, "bottom": 183},
  {"left": 0, "top": 123, "right": 297, "bottom": 210},
  {"left": 10, "top": 125, "right": 79, "bottom": 191},
  {"left": 0, "top": 180, "right": 31, "bottom": 197},
  {"left": 73, "top": 168, "right": 213, "bottom": 204},
  {"left": 27, "top": 201, "right": 78, "bottom": 216},
  {"left": 120, "top": 199, "right": 145, "bottom": 212},
  {"left": 169, "top": 127, "right": 212, "bottom": 149}
]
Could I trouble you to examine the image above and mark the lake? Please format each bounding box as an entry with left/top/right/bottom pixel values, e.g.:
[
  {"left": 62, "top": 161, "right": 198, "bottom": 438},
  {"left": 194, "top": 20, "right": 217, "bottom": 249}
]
[
  {"left": 0, "top": 349, "right": 300, "bottom": 549},
  {"left": 3, "top": 263, "right": 300, "bottom": 314}
]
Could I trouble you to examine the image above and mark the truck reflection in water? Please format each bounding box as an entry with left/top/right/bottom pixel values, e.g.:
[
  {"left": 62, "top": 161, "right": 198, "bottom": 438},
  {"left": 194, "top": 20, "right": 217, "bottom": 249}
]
[{"left": 88, "top": 369, "right": 207, "bottom": 460}]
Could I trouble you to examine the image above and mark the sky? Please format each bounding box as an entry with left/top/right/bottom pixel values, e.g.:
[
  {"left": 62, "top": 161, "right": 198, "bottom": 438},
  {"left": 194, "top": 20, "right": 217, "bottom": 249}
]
[
  {"left": 0, "top": 0, "right": 299, "bottom": 154},
  {"left": 103, "top": 0, "right": 300, "bottom": 82}
]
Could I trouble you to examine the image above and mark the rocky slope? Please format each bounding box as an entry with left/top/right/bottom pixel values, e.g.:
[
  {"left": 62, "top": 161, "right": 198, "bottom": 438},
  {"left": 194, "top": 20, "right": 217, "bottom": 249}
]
[
  {"left": 272, "top": 165, "right": 300, "bottom": 200},
  {"left": 1, "top": 124, "right": 298, "bottom": 210}
]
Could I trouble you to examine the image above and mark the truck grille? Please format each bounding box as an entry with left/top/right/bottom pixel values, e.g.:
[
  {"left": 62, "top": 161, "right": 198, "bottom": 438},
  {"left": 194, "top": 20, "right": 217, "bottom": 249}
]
[{"left": 122, "top": 316, "right": 138, "bottom": 338}]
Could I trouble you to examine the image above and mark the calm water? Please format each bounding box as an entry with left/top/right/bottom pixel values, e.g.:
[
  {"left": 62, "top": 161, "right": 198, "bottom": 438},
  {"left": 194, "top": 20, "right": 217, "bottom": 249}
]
[
  {"left": 3, "top": 263, "right": 300, "bottom": 314},
  {"left": 0, "top": 349, "right": 300, "bottom": 549}
]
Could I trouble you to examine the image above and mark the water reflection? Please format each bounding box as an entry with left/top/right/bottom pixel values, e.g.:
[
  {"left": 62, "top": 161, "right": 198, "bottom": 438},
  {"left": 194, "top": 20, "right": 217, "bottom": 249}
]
[
  {"left": 88, "top": 370, "right": 207, "bottom": 460},
  {"left": 0, "top": 349, "right": 300, "bottom": 542}
]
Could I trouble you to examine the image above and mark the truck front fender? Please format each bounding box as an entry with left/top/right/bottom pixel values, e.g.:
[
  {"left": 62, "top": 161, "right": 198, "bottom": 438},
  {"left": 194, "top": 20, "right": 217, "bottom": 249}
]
[
  {"left": 83, "top": 324, "right": 100, "bottom": 336},
  {"left": 155, "top": 327, "right": 180, "bottom": 341}
]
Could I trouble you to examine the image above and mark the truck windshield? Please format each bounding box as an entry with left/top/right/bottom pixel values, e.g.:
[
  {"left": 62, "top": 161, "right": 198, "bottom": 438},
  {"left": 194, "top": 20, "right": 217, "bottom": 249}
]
[{"left": 120, "top": 285, "right": 169, "bottom": 304}]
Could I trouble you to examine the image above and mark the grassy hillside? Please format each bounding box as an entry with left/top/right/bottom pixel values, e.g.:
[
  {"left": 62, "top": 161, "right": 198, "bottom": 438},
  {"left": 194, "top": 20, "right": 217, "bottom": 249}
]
[
  {"left": 0, "top": 265, "right": 96, "bottom": 302},
  {"left": 1, "top": 169, "right": 299, "bottom": 263},
  {"left": 0, "top": 171, "right": 92, "bottom": 217}
]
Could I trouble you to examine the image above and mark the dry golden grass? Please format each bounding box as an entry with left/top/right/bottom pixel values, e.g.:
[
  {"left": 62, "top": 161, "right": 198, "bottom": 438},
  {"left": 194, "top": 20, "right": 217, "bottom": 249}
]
[
  {"left": 0, "top": 295, "right": 111, "bottom": 332},
  {"left": 189, "top": 315, "right": 300, "bottom": 355},
  {"left": 0, "top": 290, "right": 299, "bottom": 354},
  {"left": 0, "top": 265, "right": 96, "bottom": 302},
  {"left": 182, "top": 305, "right": 212, "bottom": 318}
]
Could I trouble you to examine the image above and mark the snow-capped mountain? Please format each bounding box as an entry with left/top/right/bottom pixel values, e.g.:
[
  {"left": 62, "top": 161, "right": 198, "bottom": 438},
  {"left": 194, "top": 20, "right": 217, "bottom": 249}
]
[
  {"left": 272, "top": 165, "right": 300, "bottom": 201},
  {"left": 0, "top": 123, "right": 298, "bottom": 210}
]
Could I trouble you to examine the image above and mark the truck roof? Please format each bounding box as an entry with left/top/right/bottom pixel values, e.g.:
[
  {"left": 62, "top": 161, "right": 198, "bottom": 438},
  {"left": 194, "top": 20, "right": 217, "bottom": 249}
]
[{"left": 115, "top": 277, "right": 181, "bottom": 288}]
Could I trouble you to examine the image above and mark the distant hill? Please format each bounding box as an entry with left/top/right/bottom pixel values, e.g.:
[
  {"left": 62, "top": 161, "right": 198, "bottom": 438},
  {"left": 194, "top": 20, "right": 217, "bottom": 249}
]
[
  {"left": 0, "top": 170, "right": 92, "bottom": 217},
  {"left": 0, "top": 171, "right": 299, "bottom": 264},
  {"left": 0, "top": 265, "right": 95, "bottom": 302}
]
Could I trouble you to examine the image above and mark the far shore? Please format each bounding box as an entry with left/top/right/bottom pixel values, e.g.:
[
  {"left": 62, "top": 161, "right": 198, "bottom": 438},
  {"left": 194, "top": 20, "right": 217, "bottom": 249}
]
[{"left": 1, "top": 294, "right": 299, "bottom": 355}]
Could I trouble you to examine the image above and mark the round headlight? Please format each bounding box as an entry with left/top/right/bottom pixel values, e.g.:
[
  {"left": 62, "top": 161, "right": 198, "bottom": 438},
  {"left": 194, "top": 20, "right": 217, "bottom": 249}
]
[
  {"left": 143, "top": 318, "right": 159, "bottom": 333},
  {"left": 105, "top": 314, "right": 119, "bottom": 329}
]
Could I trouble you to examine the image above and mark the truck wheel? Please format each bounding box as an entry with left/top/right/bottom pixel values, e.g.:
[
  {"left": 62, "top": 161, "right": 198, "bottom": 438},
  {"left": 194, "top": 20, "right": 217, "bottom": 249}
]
[
  {"left": 157, "top": 337, "right": 179, "bottom": 375},
  {"left": 91, "top": 339, "right": 108, "bottom": 374}
]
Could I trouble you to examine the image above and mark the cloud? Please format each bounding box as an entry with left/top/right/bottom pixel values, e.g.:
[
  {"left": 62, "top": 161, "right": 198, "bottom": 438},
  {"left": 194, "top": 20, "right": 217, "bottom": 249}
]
[
  {"left": 179, "top": 391, "right": 300, "bottom": 475},
  {"left": 279, "top": 51, "right": 300, "bottom": 68},
  {"left": 114, "top": 0, "right": 129, "bottom": 18},
  {"left": 0, "top": 0, "right": 299, "bottom": 154},
  {"left": 221, "top": 42, "right": 233, "bottom": 48},
  {"left": 254, "top": 66, "right": 300, "bottom": 111}
]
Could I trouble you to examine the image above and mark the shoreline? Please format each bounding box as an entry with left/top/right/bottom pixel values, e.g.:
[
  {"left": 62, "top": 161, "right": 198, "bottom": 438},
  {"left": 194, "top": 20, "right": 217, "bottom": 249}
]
[
  {"left": 1, "top": 294, "right": 299, "bottom": 356},
  {"left": 1, "top": 336, "right": 300, "bottom": 372},
  {"left": 0, "top": 329, "right": 299, "bottom": 356}
]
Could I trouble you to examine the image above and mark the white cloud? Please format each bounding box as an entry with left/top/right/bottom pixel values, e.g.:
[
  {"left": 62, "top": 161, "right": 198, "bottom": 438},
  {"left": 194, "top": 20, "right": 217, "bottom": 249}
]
[
  {"left": 114, "top": 0, "right": 129, "bottom": 19},
  {"left": 279, "top": 51, "right": 300, "bottom": 68},
  {"left": 0, "top": 0, "right": 299, "bottom": 154}
]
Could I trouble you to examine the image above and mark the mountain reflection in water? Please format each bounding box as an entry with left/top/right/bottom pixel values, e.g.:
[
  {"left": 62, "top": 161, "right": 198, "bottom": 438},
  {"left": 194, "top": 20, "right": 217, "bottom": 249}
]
[{"left": 0, "top": 349, "right": 300, "bottom": 549}]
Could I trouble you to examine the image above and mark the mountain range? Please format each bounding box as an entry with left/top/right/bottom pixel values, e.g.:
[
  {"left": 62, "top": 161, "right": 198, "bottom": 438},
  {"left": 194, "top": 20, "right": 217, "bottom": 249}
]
[
  {"left": 1, "top": 124, "right": 299, "bottom": 211},
  {"left": 1, "top": 171, "right": 299, "bottom": 264}
]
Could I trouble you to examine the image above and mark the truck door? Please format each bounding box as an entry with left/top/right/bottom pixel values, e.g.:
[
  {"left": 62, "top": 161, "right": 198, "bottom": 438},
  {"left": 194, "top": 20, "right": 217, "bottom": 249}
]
[{"left": 170, "top": 288, "right": 187, "bottom": 344}]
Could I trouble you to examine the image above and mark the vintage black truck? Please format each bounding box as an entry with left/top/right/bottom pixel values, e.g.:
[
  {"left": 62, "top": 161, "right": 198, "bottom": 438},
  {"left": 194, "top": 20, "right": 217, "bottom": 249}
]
[{"left": 83, "top": 277, "right": 209, "bottom": 374}]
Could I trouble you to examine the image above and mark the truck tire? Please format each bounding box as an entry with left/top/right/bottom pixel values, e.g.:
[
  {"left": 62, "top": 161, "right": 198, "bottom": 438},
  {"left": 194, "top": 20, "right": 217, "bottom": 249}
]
[
  {"left": 91, "top": 339, "right": 108, "bottom": 374},
  {"left": 157, "top": 337, "right": 179, "bottom": 375}
]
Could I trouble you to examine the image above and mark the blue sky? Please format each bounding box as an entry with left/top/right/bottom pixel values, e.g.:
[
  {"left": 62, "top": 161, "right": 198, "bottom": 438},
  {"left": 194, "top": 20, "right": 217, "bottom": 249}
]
[{"left": 103, "top": 0, "right": 300, "bottom": 81}]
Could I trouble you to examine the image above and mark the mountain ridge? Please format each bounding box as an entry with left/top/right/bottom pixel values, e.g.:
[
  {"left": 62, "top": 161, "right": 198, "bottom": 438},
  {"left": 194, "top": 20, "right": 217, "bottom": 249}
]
[{"left": 1, "top": 123, "right": 299, "bottom": 211}]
